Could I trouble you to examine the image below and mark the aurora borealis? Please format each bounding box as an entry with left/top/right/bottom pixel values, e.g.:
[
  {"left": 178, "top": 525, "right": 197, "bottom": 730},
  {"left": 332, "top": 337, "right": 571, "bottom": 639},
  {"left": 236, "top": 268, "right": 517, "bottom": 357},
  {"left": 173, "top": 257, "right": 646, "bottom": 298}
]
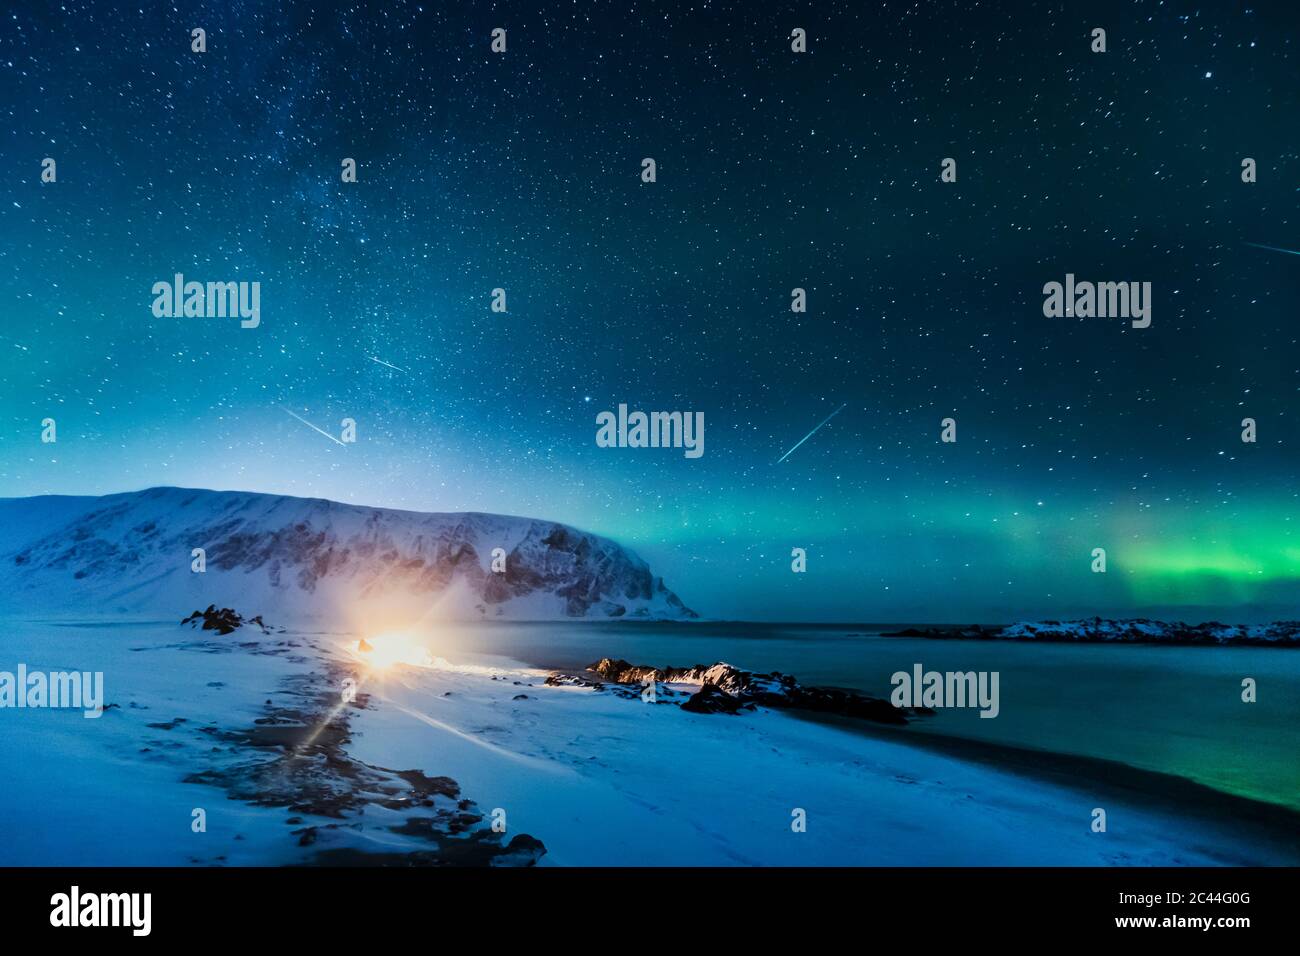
[{"left": 1, "top": 0, "right": 1296, "bottom": 621}]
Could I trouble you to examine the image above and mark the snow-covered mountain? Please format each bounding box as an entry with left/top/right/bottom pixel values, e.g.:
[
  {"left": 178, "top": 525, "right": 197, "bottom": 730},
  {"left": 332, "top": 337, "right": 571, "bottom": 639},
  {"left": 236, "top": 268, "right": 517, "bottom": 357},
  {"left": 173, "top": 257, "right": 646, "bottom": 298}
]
[
  {"left": 0, "top": 487, "right": 696, "bottom": 622},
  {"left": 999, "top": 618, "right": 1300, "bottom": 645},
  {"left": 885, "top": 618, "right": 1299, "bottom": 646}
]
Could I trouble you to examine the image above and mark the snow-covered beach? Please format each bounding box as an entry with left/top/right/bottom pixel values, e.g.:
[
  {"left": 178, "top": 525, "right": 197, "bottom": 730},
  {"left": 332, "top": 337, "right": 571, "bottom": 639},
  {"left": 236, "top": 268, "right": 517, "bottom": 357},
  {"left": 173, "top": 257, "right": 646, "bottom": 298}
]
[
  {"left": 2, "top": 616, "right": 1296, "bottom": 867},
  {"left": 349, "top": 645, "right": 1300, "bottom": 866}
]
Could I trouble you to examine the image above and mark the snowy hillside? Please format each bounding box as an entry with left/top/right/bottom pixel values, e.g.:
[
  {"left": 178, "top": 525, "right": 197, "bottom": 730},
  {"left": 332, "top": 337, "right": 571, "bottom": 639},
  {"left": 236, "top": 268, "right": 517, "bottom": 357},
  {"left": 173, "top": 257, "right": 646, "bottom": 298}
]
[
  {"left": 0, "top": 487, "right": 696, "bottom": 622},
  {"left": 885, "top": 618, "right": 1300, "bottom": 646},
  {"left": 1000, "top": 618, "right": 1300, "bottom": 645}
]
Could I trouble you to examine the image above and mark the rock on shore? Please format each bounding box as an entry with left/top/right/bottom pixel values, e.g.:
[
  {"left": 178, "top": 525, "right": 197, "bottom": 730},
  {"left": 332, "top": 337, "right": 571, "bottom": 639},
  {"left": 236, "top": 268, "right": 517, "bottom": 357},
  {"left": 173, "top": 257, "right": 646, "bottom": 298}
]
[
  {"left": 180, "top": 604, "right": 275, "bottom": 635},
  {"left": 550, "top": 657, "right": 921, "bottom": 724}
]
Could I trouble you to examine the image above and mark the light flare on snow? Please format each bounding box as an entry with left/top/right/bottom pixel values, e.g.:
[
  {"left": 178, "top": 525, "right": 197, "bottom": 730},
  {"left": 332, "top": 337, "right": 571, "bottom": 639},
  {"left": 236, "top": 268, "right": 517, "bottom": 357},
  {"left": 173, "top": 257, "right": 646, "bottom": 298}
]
[
  {"left": 349, "top": 630, "right": 434, "bottom": 669},
  {"left": 345, "top": 630, "right": 543, "bottom": 680}
]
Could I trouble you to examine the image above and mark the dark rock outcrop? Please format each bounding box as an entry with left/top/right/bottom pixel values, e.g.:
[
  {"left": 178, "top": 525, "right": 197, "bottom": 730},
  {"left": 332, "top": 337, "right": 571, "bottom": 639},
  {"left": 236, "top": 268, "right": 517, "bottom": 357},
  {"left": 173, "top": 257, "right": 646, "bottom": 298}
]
[
  {"left": 569, "top": 657, "right": 916, "bottom": 724},
  {"left": 680, "top": 683, "right": 754, "bottom": 715},
  {"left": 588, "top": 658, "right": 753, "bottom": 696},
  {"left": 180, "top": 604, "right": 272, "bottom": 635}
]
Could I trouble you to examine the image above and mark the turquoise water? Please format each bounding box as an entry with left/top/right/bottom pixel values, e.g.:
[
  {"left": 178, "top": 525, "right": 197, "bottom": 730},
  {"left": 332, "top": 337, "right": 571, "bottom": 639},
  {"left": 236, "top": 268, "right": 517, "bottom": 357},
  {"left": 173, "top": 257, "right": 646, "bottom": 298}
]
[{"left": 437, "top": 621, "right": 1300, "bottom": 812}]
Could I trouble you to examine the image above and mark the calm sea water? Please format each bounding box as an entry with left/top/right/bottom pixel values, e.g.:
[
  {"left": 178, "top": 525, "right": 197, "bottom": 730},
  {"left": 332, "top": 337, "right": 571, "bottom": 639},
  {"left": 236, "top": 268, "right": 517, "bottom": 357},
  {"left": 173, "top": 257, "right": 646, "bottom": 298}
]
[{"left": 437, "top": 621, "right": 1300, "bottom": 813}]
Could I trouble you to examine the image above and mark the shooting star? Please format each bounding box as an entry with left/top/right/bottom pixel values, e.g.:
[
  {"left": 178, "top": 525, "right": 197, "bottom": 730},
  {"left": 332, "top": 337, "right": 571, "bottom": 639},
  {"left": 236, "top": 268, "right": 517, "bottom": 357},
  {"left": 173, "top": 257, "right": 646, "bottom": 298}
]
[
  {"left": 777, "top": 403, "right": 848, "bottom": 464},
  {"left": 368, "top": 355, "right": 408, "bottom": 373},
  {"left": 1244, "top": 241, "right": 1300, "bottom": 257},
  {"left": 280, "top": 406, "right": 345, "bottom": 445}
]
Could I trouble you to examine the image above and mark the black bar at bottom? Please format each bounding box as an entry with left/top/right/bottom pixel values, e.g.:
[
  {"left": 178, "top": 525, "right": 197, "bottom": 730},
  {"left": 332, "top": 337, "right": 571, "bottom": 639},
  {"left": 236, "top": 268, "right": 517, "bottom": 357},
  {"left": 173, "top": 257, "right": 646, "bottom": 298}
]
[{"left": 0, "top": 866, "right": 1286, "bottom": 941}]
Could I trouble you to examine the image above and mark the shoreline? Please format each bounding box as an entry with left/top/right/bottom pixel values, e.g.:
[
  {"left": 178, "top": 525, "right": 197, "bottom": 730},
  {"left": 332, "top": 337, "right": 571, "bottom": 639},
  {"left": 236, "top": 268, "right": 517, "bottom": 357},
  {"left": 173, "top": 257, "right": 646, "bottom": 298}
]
[{"left": 790, "top": 708, "right": 1300, "bottom": 864}]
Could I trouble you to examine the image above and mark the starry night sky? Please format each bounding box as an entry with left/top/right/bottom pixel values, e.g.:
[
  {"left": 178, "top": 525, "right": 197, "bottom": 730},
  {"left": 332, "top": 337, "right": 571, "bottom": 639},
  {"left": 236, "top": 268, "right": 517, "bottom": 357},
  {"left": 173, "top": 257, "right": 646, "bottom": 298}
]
[{"left": 2, "top": 1, "right": 1298, "bottom": 622}]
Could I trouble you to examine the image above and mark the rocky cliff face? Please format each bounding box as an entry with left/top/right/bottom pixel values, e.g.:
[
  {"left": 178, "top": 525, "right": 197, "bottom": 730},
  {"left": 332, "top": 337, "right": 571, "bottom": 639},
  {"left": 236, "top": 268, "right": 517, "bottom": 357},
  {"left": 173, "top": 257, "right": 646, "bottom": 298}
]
[{"left": 0, "top": 486, "right": 696, "bottom": 621}]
